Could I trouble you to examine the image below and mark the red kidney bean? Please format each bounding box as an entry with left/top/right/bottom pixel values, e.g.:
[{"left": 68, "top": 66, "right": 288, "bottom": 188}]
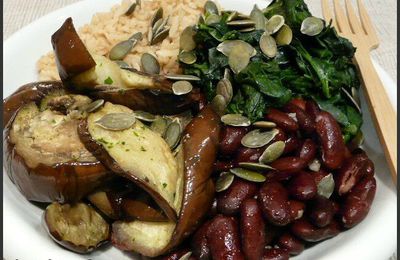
[
  {"left": 219, "top": 126, "right": 249, "bottom": 156},
  {"left": 161, "top": 248, "right": 193, "bottom": 260},
  {"left": 265, "top": 108, "right": 299, "bottom": 132},
  {"left": 258, "top": 182, "right": 291, "bottom": 226},
  {"left": 335, "top": 153, "right": 369, "bottom": 196},
  {"left": 262, "top": 248, "right": 289, "bottom": 260},
  {"left": 289, "top": 98, "right": 306, "bottom": 111},
  {"left": 288, "top": 200, "right": 305, "bottom": 221},
  {"left": 272, "top": 128, "right": 287, "bottom": 142},
  {"left": 284, "top": 103, "right": 315, "bottom": 133},
  {"left": 191, "top": 220, "right": 212, "bottom": 260},
  {"left": 277, "top": 232, "right": 305, "bottom": 255},
  {"left": 364, "top": 159, "right": 375, "bottom": 178},
  {"left": 213, "top": 161, "right": 236, "bottom": 173},
  {"left": 344, "top": 146, "right": 353, "bottom": 160},
  {"left": 309, "top": 196, "right": 334, "bottom": 228},
  {"left": 206, "top": 215, "right": 244, "bottom": 260},
  {"left": 315, "top": 111, "right": 345, "bottom": 169},
  {"left": 283, "top": 135, "right": 302, "bottom": 155},
  {"left": 312, "top": 169, "right": 329, "bottom": 184},
  {"left": 288, "top": 172, "right": 317, "bottom": 201},
  {"left": 265, "top": 171, "right": 297, "bottom": 183},
  {"left": 291, "top": 218, "right": 341, "bottom": 242},
  {"left": 297, "top": 139, "right": 317, "bottom": 164},
  {"left": 240, "top": 199, "right": 266, "bottom": 260},
  {"left": 235, "top": 147, "right": 264, "bottom": 163},
  {"left": 305, "top": 99, "right": 320, "bottom": 121},
  {"left": 265, "top": 224, "right": 284, "bottom": 245},
  {"left": 271, "top": 157, "right": 307, "bottom": 174},
  {"left": 340, "top": 176, "right": 377, "bottom": 228},
  {"left": 217, "top": 178, "right": 258, "bottom": 215}
]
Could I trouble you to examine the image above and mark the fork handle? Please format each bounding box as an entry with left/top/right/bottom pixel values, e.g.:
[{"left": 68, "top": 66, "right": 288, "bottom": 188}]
[{"left": 354, "top": 49, "right": 397, "bottom": 184}]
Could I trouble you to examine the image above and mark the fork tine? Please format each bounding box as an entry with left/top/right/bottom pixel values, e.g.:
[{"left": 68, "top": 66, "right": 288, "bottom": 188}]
[
  {"left": 344, "top": 0, "right": 363, "bottom": 34},
  {"left": 321, "top": 0, "right": 339, "bottom": 30},
  {"left": 333, "top": 0, "right": 352, "bottom": 34},
  {"left": 357, "top": 0, "right": 379, "bottom": 48}
]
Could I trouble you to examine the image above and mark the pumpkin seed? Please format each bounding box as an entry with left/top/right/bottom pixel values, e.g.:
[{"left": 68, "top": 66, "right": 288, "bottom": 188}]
[
  {"left": 151, "top": 27, "right": 170, "bottom": 45},
  {"left": 275, "top": 24, "right": 293, "bottom": 45},
  {"left": 308, "top": 159, "right": 321, "bottom": 172},
  {"left": 228, "top": 45, "right": 250, "bottom": 74},
  {"left": 109, "top": 39, "right": 137, "bottom": 60},
  {"left": 172, "top": 81, "right": 193, "bottom": 95},
  {"left": 141, "top": 53, "right": 160, "bottom": 74},
  {"left": 236, "top": 13, "right": 251, "bottom": 20},
  {"left": 341, "top": 87, "right": 361, "bottom": 113},
  {"left": 216, "top": 172, "right": 235, "bottom": 192},
  {"left": 205, "top": 14, "right": 221, "bottom": 25},
  {"left": 204, "top": 0, "right": 219, "bottom": 15},
  {"left": 227, "top": 11, "right": 238, "bottom": 22},
  {"left": 83, "top": 99, "right": 104, "bottom": 113},
  {"left": 301, "top": 16, "right": 324, "bottom": 36},
  {"left": 238, "top": 162, "right": 275, "bottom": 171},
  {"left": 250, "top": 5, "right": 267, "bottom": 31},
  {"left": 178, "top": 251, "right": 193, "bottom": 260},
  {"left": 317, "top": 173, "right": 335, "bottom": 199},
  {"left": 165, "top": 74, "right": 200, "bottom": 81},
  {"left": 260, "top": 32, "right": 277, "bottom": 58},
  {"left": 152, "top": 19, "right": 164, "bottom": 34},
  {"left": 133, "top": 110, "right": 157, "bottom": 122},
  {"left": 154, "top": 17, "right": 170, "bottom": 36},
  {"left": 221, "top": 114, "right": 251, "bottom": 127},
  {"left": 150, "top": 117, "right": 168, "bottom": 135},
  {"left": 351, "top": 87, "right": 361, "bottom": 108},
  {"left": 198, "top": 15, "right": 205, "bottom": 24},
  {"left": 259, "top": 141, "right": 285, "bottom": 164},
  {"left": 227, "top": 19, "right": 256, "bottom": 28},
  {"left": 180, "top": 26, "right": 197, "bottom": 51},
  {"left": 241, "top": 128, "right": 279, "bottom": 148},
  {"left": 125, "top": 2, "right": 137, "bottom": 15},
  {"left": 216, "top": 78, "right": 233, "bottom": 104},
  {"left": 230, "top": 168, "right": 267, "bottom": 182},
  {"left": 211, "top": 94, "right": 227, "bottom": 116},
  {"left": 151, "top": 8, "right": 163, "bottom": 27},
  {"left": 238, "top": 27, "right": 256, "bottom": 33},
  {"left": 129, "top": 32, "right": 143, "bottom": 42},
  {"left": 179, "top": 51, "right": 197, "bottom": 64},
  {"left": 95, "top": 113, "right": 136, "bottom": 131},
  {"left": 147, "top": 28, "right": 153, "bottom": 43},
  {"left": 164, "top": 122, "right": 181, "bottom": 149},
  {"left": 266, "top": 15, "right": 285, "bottom": 35},
  {"left": 114, "top": 61, "right": 131, "bottom": 69},
  {"left": 217, "top": 40, "right": 257, "bottom": 58},
  {"left": 252, "top": 121, "right": 277, "bottom": 129}
]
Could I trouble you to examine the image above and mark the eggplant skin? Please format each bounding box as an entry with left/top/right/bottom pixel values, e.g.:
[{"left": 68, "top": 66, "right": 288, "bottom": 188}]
[
  {"left": 3, "top": 81, "right": 111, "bottom": 203},
  {"left": 167, "top": 105, "right": 220, "bottom": 250},
  {"left": 51, "top": 17, "right": 96, "bottom": 81}
]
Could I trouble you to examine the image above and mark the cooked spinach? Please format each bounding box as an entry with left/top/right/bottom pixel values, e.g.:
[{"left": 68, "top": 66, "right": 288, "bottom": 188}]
[{"left": 182, "top": 0, "right": 362, "bottom": 141}]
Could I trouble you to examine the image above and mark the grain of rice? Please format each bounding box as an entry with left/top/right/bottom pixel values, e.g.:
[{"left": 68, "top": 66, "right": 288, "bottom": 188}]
[{"left": 37, "top": 0, "right": 207, "bottom": 81}]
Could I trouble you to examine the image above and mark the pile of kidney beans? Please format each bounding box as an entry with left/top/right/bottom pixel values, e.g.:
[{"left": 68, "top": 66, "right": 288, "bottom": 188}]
[{"left": 163, "top": 98, "right": 377, "bottom": 260}]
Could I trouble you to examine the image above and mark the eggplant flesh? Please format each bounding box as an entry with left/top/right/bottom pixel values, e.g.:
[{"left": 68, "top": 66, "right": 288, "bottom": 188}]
[
  {"left": 44, "top": 202, "right": 109, "bottom": 253},
  {"left": 79, "top": 102, "right": 184, "bottom": 221},
  {"left": 9, "top": 94, "right": 95, "bottom": 168}
]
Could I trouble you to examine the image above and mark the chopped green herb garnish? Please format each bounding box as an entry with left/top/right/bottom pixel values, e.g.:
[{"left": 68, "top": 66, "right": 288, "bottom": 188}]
[
  {"left": 118, "top": 89, "right": 126, "bottom": 95},
  {"left": 121, "top": 141, "right": 126, "bottom": 145},
  {"left": 140, "top": 146, "right": 146, "bottom": 152},
  {"left": 125, "top": 149, "right": 130, "bottom": 152},
  {"left": 133, "top": 131, "right": 139, "bottom": 137},
  {"left": 144, "top": 177, "right": 150, "bottom": 182},
  {"left": 96, "top": 138, "right": 109, "bottom": 144},
  {"left": 104, "top": 76, "right": 114, "bottom": 85},
  {"left": 162, "top": 183, "right": 167, "bottom": 188}
]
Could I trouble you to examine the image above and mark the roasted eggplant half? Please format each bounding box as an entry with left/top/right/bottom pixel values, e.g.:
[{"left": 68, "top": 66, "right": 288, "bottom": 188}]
[
  {"left": 78, "top": 104, "right": 220, "bottom": 257},
  {"left": 3, "top": 81, "right": 110, "bottom": 203},
  {"left": 51, "top": 18, "right": 196, "bottom": 115},
  {"left": 43, "top": 202, "right": 110, "bottom": 253}
]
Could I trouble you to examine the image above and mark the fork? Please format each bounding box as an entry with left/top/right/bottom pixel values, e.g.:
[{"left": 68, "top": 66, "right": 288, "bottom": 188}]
[{"left": 321, "top": 0, "right": 397, "bottom": 184}]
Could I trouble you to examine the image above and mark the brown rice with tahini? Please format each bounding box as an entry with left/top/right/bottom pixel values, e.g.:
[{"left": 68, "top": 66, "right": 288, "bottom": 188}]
[{"left": 37, "top": 0, "right": 207, "bottom": 81}]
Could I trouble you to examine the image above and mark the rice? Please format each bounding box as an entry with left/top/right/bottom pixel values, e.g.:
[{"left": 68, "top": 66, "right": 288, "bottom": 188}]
[{"left": 37, "top": 0, "right": 206, "bottom": 81}]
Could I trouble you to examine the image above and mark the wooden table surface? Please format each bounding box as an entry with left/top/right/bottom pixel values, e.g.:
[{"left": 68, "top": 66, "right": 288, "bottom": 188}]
[{"left": 4, "top": 0, "right": 397, "bottom": 82}]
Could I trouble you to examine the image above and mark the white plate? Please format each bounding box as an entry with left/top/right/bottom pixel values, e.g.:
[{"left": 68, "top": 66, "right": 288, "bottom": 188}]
[{"left": 3, "top": 0, "right": 397, "bottom": 259}]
